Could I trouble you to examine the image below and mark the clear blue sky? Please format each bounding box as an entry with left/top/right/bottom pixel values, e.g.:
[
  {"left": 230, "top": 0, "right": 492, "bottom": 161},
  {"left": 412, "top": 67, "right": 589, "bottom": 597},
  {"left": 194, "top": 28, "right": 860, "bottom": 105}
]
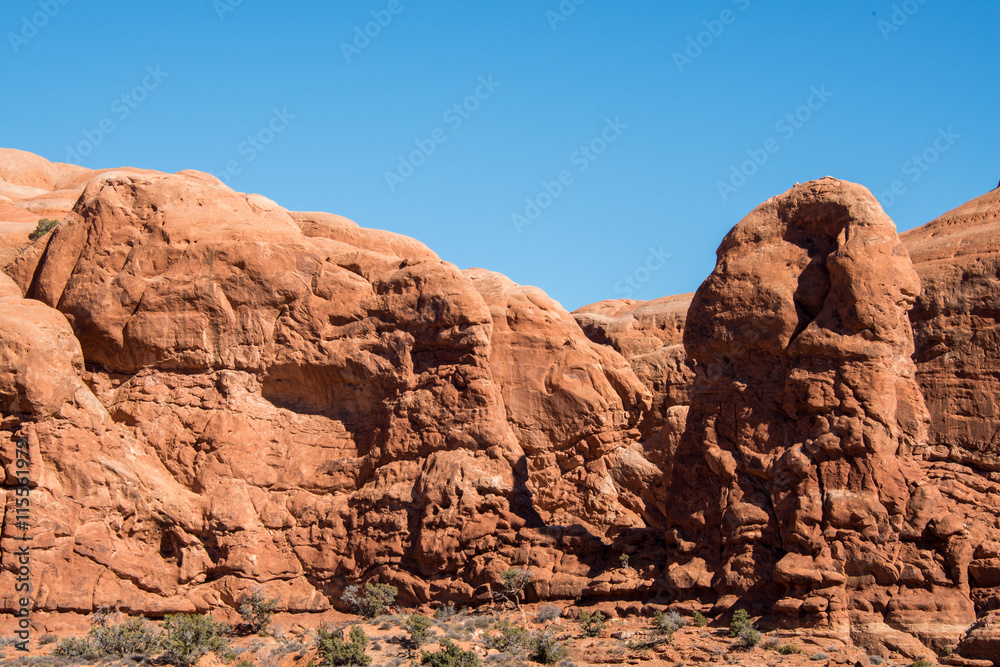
[{"left": 3, "top": 1, "right": 997, "bottom": 310}]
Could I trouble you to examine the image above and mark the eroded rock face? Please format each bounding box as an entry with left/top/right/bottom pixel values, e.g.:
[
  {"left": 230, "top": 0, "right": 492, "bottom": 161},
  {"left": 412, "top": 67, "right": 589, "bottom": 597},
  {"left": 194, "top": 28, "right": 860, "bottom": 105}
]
[
  {"left": 573, "top": 294, "right": 695, "bottom": 441},
  {"left": 0, "top": 154, "right": 664, "bottom": 616},
  {"left": 662, "top": 177, "right": 977, "bottom": 651}
]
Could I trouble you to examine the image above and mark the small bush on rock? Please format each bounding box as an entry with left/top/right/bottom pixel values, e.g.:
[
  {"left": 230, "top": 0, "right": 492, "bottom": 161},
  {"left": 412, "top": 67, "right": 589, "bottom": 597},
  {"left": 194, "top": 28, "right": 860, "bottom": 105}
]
[
  {"left": 343, "top": 583, "right": 398, "bottom": 619},
  {"left": 29, "top": 218, "right": 59, "bottom": 241},
  {"left": 652, "top": 610, "right": 686, "bottom": 634}
]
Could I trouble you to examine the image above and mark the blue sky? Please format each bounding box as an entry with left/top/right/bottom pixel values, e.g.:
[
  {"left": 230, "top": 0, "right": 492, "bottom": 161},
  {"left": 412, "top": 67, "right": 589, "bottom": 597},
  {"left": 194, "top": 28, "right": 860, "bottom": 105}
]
[{"left": 3, "top": 1, "right": 997, "bottom": 311}]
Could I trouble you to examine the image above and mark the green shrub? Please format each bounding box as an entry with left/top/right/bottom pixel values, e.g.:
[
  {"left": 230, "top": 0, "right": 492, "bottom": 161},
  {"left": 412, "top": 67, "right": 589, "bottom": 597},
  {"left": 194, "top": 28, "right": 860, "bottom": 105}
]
[
  {"left": 528, "top": 630, "right": 567, "bottom": 665},
  {"left": 484, "top": 619, "right": 531, "bottom": 653},
  {"left": 692, "top": 611, "right": 708, "bottom": 627},
  {"left": 89, "top": 614, "right": 160, "bottom": 656},
  {"left": 160, "top": 613, "right": 230, "bottom": 667},
  {"left": 422, "top": 638, "right": 481, "bottom": 667},
  {"left": 317, "top": 626, "right": 371, "bottom": 667},
  {"left": 777, "top": 643, "right": 801, "bottom": 655},
  {"left": 728, "top": 609, "right": 751, "bottom": 637},
  {"left": 576, "top": 611, "right": 605, "bottom": 637},
  {"left": 911, "top": 660, "right": 931, "bottom": 667},
  {"left": 239, "top": 589, "right": 279, "bottom": 635},
  {"left": 29, "top": 218, "right": 59, "bottom": 241},
  {"left": 404, "top": 614, "right": 435, "bottom": 655},
  {"left": 343, "top": 582, "right": 398, "bottom": 618}
]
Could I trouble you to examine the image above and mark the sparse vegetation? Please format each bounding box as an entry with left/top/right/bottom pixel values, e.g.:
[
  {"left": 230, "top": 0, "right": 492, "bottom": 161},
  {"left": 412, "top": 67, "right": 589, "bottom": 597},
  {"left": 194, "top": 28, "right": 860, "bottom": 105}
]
[
  {"left": 422, "top": 638, "right": 481, "bottom": 667},
  {"left": 618, "top": 553, "right": 630, "bottom": 569},
  {"left": 484, "top": 619, "right": 531, "bottom": 653},
  {"left": 89, "top": 613, "right": 161, "bottom": 656},
  {"left": 911, "top": 660, "right": 931, "bottom": 667},
  {"left": 736, "top": 625, "right": 761, "bottom": 649},
  {"left": 435, "top": 602, "right": 459, "bottom": 621},
  {"left": 39, "top": 634, "right": 57, "bottom": 646},
  {"left": 652, "top": 610, "right": 686, "bottom": 635},
  {"left": 239, "top": 589, "right": 279, "bottom": 635},
  {"left": 692, "top": 611, "right": 708, "bottom": 627},
  {"left": 528, "top": 629, "right": 567, "bottom": 664},
  {"left": 29, "top": 218, "right": 59, "bottom": 241},
  {"left": 317, "top": 626, "right": 372, "bottom": 667},
  {"left": 869, "top": 656, "right": 885, "bottom": 665},
  {"left": 776, "top": 643, "right": 801, "bottom": 655},
  {"left": 575, "top": 610, "right": 606, "bottom": 637},
  {"left": 53, "top": 636, "right": 99, "bottom": 660},
  {"left": 403, "top": 614, "right": 435, "bottom": 656},
  {"left": 160, "top": 613, "right": 230, "bottom": 667},
  {"left": 343, "top": 582, "right": 399, "bottom": 619},
  {"left": 811, "top": 653, "right": 830, "bottom": 661},
  {"left": 535, "top": 604, "right": 561, "bottom": 624}
]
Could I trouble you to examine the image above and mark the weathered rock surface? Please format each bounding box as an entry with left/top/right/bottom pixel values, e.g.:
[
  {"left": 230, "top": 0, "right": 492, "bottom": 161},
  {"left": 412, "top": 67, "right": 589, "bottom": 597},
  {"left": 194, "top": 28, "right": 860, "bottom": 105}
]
[
  {"left": 0, "top": 152, "right": 665, "bottom": 618},
  {"left": 659, "top": 177, "right": 980, "bottom": 654},
  {"left": 573, "top": 294, "right": 695, "bottom": 440}
]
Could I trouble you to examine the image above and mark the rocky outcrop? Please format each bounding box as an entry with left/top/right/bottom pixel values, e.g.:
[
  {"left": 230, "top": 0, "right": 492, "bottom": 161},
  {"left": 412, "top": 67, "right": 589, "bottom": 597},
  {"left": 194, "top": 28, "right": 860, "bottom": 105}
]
[
  {"left": 659, "top": 177, "right": 979, "bottom": 654},
  {"left": 0, "top": 153, "right": 665, "bottom": 617}
]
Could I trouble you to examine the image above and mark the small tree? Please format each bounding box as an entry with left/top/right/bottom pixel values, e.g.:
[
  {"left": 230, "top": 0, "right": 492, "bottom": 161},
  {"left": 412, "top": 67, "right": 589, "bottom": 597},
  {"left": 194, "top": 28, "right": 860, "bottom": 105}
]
[
  {"left": 576, "top": 611, "right": 606, "bottom": 637},
  {"left": 498, "top": 568, "right": 531, "bottom": 615},
  {"left": 342, "top": 582, "right": 398, "bottom": 618},
  {"left": 239, "top": 589, "right": 279, "bottom": 635},
  {"left": 421, "top": 638, "right": 480, "bottom": 667},
  {"left": 317, "top": 626, "right": 371, "bottom": 667},
  {"left": 160, "top": 614, "right": 230, "bottom": 667},
  {"left": 728, "top": 609, "right": 751, "bottom": 637}
]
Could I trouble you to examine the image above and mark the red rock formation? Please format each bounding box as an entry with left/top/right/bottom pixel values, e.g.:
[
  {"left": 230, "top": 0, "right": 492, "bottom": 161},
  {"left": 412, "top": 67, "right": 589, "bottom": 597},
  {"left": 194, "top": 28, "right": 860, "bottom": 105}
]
[
  {"left": 661, "top": 177, "right": 978, "bottom": 655},
  {"left": 0, "top": 152, "right": 664, "bottom": 618}
]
